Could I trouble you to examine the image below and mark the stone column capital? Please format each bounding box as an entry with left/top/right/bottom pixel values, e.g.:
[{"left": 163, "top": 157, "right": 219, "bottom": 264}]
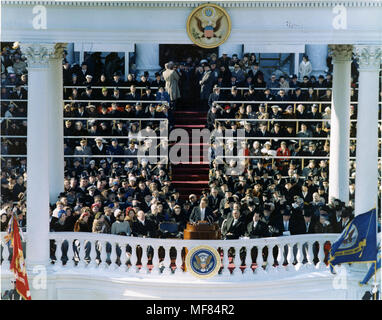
[
  {"left": 20, "top": 43, "right": 67, "bottom": 67},
  {"left": 354, "top": 45, "right": 382, "bottom": 71},
  {"left": 328, "top": 44, "right": 353, "bottom": 62}
]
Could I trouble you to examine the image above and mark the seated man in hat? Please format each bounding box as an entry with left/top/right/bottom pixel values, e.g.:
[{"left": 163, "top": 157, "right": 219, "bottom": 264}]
[
  {"left": 208, "top": 85, "right": 223, "bottom": 109},
  {"left": 83, "top": 74, "right": 94, "bottom": 86},
  {"left": 329, "top": 198, "right": 345, "bottom": 233},
  {"left": 273, "top": 205, "right": 301, "bottom": 236},
  {"left": 151, "top": 72, "right": 165, "bottom": 91},
  {"left": 339, "top": 206, "right": 354, "bottom": 232},
  {"left": 126, "top": 84, "right": 141, "bottom": 101},
  {"left": 106, "top": 139, "right": 124, "bottom": 164},
  {"left": 231, "top": 63, "right": 245, "bottom": 84},
  {"left": 74, "top": 139, "right": 92, "bottom": 165},
  {"left": 301, "top": 205, "right": 316, "bottom": 234},
  {"left": 315, "top": 210, "right": 334, "bottom": 233},
  {"left": 141, "top": 86, "right": 156, "bottom": 105},
  {"left": 110, "top": 71, "right": 125, "bottom": 87}
]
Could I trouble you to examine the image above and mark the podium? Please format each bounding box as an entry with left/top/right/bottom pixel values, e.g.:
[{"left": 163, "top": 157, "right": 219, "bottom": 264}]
[{"left": 183, "top": 222, "right": 221, "bottom": 240}]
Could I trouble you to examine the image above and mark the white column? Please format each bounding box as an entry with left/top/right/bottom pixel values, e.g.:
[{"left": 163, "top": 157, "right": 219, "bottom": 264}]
[
  {"left": 124, "top": 51, "right": 130, "bottom": 80},
  {"left": 135, "top": 43, "right": 161, "bottom": 77},
  {"left": 354, "top": 46, "right": 382, "bottom": 215},
  {"left": 294, "top": 52, "right": 300, "bottom": 76},
  {"left": 48, "top": 44, "right": 66, "bottom": 203},
  {"left": 328, "top": 45, "right": 353, "bottom": 204},
  {"left": 305, "top": 44, "right": 328, "bottom": 77},
  {"left": 219, "top": 43, "right": 243, "bottom": 59},
  {"left": 21, "top": 43, "right": 63, "bottom": 299},
  {"left": 79, "top": 50, "right": 84, "bottom": 65},
  {"left": 65, "top": 43, "right": 74, "bottom": 64}
]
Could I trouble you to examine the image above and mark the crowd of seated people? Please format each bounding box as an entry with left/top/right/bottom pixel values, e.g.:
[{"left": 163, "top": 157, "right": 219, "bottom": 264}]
[{"left": 1, "top": 43, "right": 381, "bottom": 247}]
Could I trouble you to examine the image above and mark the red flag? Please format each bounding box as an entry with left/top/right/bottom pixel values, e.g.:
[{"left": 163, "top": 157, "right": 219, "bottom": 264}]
[{"left": 9, "top": 216, "right": 31, "bottom": 300}]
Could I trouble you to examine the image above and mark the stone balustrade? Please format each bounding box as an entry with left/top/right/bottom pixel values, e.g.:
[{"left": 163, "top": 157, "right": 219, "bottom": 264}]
[{"left": 1, "top": 232, "right": 339, "bottom": 279}]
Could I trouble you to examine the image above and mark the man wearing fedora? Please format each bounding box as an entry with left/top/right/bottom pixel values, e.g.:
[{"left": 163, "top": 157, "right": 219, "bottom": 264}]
[{"left": 199, "top": 64, "right": 215, "bottom": 109}]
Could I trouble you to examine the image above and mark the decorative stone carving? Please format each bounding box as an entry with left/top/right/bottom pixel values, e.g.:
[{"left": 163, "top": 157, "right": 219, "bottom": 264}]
[
  {"left": 20, "top": 43, "right": 67, "bottom": 67},
  {"left": 354, "top": 45, "right": 382, "bottom": 71},
  {"left": 328, "top": 44, "right": 353, "bottom": 62}
]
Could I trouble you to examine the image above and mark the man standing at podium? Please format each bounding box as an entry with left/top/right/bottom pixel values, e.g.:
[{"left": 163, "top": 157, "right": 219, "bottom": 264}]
[{"left": 189, "top": 197, "right": 215, "bottom": 224}]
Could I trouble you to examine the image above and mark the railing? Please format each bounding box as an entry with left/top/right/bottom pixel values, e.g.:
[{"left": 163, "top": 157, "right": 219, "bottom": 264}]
[{"left": 0, "top": 232, "right": 339, "bottom": 277}]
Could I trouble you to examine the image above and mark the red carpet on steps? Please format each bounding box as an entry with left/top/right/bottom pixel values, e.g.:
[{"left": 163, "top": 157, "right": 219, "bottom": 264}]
[{"left": 172, "top": 108, "right": 209, "bottom": 200}]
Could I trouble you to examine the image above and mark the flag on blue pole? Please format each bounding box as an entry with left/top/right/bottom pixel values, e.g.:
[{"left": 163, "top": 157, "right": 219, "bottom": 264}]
[{"left": 329, "top": 209, "right": 377, "bottom": 274}]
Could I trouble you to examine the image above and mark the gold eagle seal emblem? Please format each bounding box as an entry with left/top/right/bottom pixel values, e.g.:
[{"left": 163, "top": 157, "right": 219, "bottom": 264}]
[
  {"left": 186, "top": 4, "right": 232, "bottom": 49},
  {"left": 185, "top": 245, "right": 221, "bottom": 279}
]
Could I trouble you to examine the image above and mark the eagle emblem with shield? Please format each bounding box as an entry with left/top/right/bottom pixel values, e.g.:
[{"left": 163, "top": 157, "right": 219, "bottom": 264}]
[
  {"left": 339, "top": 224, "right": 358, "bottom": 249},
  {"left": 186, "top": 245, "right": 221, "bottom": 279},
  {"left": 186, "top": 4, "right": 231, "bottom": 49}
]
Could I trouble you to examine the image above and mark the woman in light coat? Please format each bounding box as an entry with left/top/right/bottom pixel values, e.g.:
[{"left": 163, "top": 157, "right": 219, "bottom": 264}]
[{"left": 299, "top": 55, "right": 313, "bottom": 80}]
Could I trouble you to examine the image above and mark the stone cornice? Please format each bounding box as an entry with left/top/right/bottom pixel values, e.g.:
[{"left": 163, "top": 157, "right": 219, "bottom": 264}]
[{"left": 3, "top": 0, "right": 382, "bottom": 8}]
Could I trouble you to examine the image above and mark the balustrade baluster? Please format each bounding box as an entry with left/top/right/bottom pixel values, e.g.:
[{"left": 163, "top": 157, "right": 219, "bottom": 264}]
[
  {"left": 277, "top": 243, "right": 285, "bottom": 272},
  {"left": 222, "top": 246, "right": 231, "bottom": 276},
  {"left": 67, "top": 239, "right": 76, "bottom": 267},
  {"left": 140, "top": 244, "right": 148, "bottom": 274},
  {"left": 150, "top": 245, "right": 160, "bottom": 275},
  {"left": 2, "top": 243, "right": 10, "bottom": 269},
  {"left": 79, "top": 239, "right": 88, "bottom": 268},
  {"left": 307, "top": 241, "right": 315, "bottom": 269},
  {"left": 317, "top": 241, "right": 327, "bottom": 270},
  {"left": 266, "top": 244, "right": 275, "bottom": 273},
  {"left": 286, "top": 243, "right": 293, "bottom": 269},
  {"left": 162, "top": 246, "right": 172, "bottom": 275},
  {"left": 118, "top": 242, "right": 128, "bottom": 273},
  {"left": 100, "top": 240, "right": 108, "bottom": 269},
  {"left": 55, "top": 239, "right": 63, "bottom": 268},
  {"left": 110, "top": 241, "right": 118, "bottom": 270},
  {"left": 243, "top": 245, "right": 253, "bottom": 277},
  {"left": 175, "top": 246, "right": 183, "bottom": 275},
  {"left": 89, "top": 240, "right": 98, "bottom": 269},
  {"left": 128, "top": 244, "right": 138, "bottom": 273},
  {"left": 233, "top": 246, "right": 242, "bottom": 276},
  {"left": 255, "top": 245, "right": 266, "bottom": 275},
  {"left": 295, "top": 242, "right": 303, "bottom": 270}
]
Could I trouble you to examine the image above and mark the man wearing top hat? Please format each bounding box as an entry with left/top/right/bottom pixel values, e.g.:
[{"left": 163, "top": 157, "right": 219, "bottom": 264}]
[{"left": 301, "top": 205, "right": 316, "bottom": 234}]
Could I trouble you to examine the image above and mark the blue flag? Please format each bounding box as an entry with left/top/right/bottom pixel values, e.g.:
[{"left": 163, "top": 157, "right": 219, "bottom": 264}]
[
  {"left": 329, "top": 209, "right": 377, "bottom": 273},
  {"left": 359, "top": 244, "right": 381, "bottom": 285}
]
